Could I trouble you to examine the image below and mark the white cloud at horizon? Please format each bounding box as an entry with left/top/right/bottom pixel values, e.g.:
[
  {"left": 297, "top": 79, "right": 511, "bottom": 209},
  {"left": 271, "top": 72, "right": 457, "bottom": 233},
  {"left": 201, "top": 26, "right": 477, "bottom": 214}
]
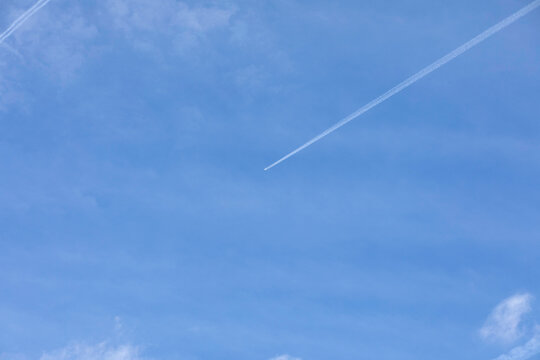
[
  {"left": 39, "top": 342, "right": 146, "bottom": 360},
  {"left": 269, "top": 355, "right": 302, "bottom": 360}
]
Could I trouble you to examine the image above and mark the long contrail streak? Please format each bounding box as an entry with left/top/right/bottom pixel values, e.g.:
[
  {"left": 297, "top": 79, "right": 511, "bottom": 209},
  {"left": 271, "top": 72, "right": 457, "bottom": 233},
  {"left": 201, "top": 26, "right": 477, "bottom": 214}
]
[
  {"left": 492, "top": 329, "right": 540, "bottom": 360},
  {"left": 265, "top": 0, "right": 540, "bottom": 171},
  {"left": 0, "top": 0, "right": 52, "bottom": 44}
]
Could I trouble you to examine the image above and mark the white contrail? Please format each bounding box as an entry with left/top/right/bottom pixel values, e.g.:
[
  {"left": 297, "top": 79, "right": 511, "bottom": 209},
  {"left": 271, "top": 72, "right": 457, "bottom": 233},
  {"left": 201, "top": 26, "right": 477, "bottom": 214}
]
[
  {"left": 0, "top": 0, "right": 52, "bottom": 45},
  {"left": 264, "top": 0, "right": 540, "bottom": 171},
  {"left": 0, "top": 0, "right": 51, "bottom": 43}
]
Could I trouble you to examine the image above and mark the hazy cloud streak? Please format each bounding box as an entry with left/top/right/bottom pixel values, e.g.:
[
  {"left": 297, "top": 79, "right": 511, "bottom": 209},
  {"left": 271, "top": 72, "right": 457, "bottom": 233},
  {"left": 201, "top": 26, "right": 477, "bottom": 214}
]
[
  {"left": 265, "top": 0, "right": 540, "bottom": 170},
  {"left": 40, "top": 342, "right": 144, "bottom": 360},
  {"left": 481, "top": 293, "right": 533, "bottom": 343},
  {"left": 0, "top": 0, "right": 52, "bottom": 44},
  {"left": 492, "top": 328, "right": 540, "bottom": 360}
]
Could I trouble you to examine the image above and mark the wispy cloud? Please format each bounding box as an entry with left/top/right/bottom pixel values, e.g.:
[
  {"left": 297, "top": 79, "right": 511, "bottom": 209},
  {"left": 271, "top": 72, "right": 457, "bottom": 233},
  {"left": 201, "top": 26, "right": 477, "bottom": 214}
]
[
  {"left": 40, "top": 342, "right": 146, "bottom": 360},
  {"left": 106, "top": 0, "right": 235, "bottom": 54},
  {"left": 0, "top": 0, "right": 57, "bottom": 109},
  {"left": 269, "top": 355, "right": 302, "bottom": 360},
  {"left": 107, "top": 0, "right": 234, "bottom": 32},
  {"left": 492, "top": 327, "right": 540, "bottom": 360},
  {"left": 480, "top": 293, "right": 533, "bottom": 343},
  {"left": 10, "top": 3, "right": 99, "bottom": 83},
  {"left": 483, "top": 294, "right": 540, "bottom": 360},
  {"left": 0, "top": 1, "right": 98, "bottom": 109}
]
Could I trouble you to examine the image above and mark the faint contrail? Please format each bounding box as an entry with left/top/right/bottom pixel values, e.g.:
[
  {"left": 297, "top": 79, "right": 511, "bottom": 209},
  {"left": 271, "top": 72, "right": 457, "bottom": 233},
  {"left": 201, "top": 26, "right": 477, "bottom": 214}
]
[
  {"left": 0, "top": 0, "right": 52, "bottom": 45},
  {"left": 265, "top": 0, "right": 540, "bottom": 171}
]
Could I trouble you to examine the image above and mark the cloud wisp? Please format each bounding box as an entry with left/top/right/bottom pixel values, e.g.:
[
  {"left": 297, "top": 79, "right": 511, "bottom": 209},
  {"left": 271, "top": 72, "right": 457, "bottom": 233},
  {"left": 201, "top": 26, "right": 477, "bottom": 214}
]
[
  {"left": 481, "top": 293, "right": 533, "bottom": 343},
  {"left": 40, "top": 342, "right": 145, "bottom": 360},
  {"left": 269, "top": 355, "right": 302, "bottom": 360},
  {"left": 0, "top": 0, "right": 52, "bottom": 45},
  {"left": 482, "top": 293, "right": 540, "bottom": 360},
  {"left": 264, "top": 0, "right": 540, "bottom": 171},
  {"left": 106, "top": 0, "right": 235, "bottom": 54},
  {"left": 492, "top": 327, "right": 540, "bottom": 360}
]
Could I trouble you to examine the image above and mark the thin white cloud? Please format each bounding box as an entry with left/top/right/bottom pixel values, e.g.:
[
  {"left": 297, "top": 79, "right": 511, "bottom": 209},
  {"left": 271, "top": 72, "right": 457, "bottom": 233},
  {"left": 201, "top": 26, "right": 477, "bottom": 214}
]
[
  {"left": 10, "top": 3, "right": 99, "bottom": 83},
  {"left": 40, "top": 342, "right": 146, "bottom": 360},
  {"left": 106, "top": 0, "right": 235, "bottom": 54},
  {"left": 481, "top": 293, "right": 533, "bottom": 343},
  {"left": 492, "top": 327, "right": 540, "bottom": 360},
  {"left": 269, "top": 355, "right": 302, "bottom": 360},
  {"left": 0, "top": 1, "right": 98, "bottom": 98},
  {"left": 107, "top": 0, "right": 233, "bottom": 32}
]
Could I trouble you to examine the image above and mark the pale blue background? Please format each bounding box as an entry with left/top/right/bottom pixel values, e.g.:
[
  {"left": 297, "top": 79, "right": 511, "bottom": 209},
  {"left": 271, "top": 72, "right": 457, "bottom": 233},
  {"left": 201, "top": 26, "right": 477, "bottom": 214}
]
[{"left": 0, "top": 0, "right": 539, "bottom": 359}]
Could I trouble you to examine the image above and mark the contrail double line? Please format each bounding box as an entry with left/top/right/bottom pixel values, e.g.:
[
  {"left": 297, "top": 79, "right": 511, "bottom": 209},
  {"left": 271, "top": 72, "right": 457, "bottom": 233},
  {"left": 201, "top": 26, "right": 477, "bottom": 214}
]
[
  {"left": 265, "top": 0, "right": 540, "bottom": 171},
  {"left": 0, "top": 0, "right": 52, "bottom": 45}
]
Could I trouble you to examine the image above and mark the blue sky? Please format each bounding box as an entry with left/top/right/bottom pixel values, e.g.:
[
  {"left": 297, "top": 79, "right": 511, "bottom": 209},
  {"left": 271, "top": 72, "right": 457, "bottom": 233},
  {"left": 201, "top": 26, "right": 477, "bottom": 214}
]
[{"left": 0, "top": 0, "right": 539, "bottom": 359}]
